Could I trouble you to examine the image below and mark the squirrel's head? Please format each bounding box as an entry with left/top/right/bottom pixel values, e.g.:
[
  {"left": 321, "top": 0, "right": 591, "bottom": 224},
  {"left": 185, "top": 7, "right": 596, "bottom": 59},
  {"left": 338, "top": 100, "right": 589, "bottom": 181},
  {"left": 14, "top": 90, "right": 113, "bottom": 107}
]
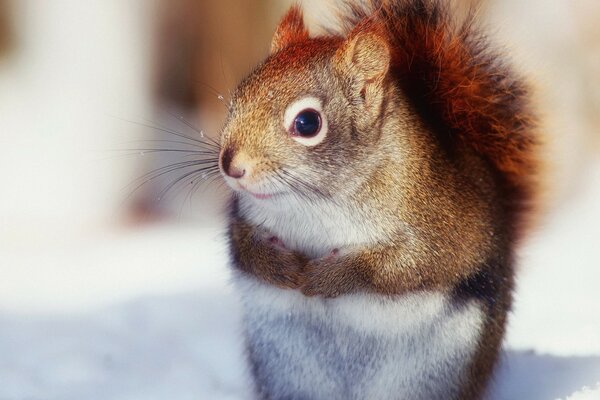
[
  {"left": 219, "top": 2, "right": 537, "bottom": 239},
  {"left": 219, "top": 6, "right": 393, "bottom": 204}
]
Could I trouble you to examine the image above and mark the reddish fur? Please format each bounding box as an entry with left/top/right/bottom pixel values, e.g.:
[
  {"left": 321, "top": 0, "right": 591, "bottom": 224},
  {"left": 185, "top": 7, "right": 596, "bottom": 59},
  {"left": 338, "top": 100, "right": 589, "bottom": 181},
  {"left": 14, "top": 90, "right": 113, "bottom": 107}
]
[
  {"left": 270, "top": 38, "right": 341, "bottom": 72},
  {"left": 271, "top": 5, "right": 310, "bottom": 53}
]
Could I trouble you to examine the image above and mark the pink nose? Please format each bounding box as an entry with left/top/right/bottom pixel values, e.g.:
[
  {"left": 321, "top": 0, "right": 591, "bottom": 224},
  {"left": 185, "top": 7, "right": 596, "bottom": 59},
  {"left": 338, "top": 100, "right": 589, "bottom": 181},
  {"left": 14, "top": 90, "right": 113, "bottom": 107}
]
[
  {"left": 227, "top": 165, "right": 245, "bottom": 179},
  {"left": 221, "top": 147, "right": 246, "bottom": 179}
]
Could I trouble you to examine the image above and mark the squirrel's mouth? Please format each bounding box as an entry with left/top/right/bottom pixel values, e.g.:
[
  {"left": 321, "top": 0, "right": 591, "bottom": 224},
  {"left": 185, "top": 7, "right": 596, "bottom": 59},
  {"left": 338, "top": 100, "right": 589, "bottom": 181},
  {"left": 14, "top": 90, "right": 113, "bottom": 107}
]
[{"left": 235, "top": 182, "right": 283, "bottom": 201}]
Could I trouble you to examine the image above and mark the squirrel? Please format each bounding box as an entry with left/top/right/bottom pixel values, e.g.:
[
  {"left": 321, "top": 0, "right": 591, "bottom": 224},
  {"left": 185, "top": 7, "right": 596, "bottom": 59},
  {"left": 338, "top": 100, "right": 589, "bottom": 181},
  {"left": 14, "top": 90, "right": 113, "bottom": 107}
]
[{"left": 217, "top": 0, "right": 539, "bottom": 399}]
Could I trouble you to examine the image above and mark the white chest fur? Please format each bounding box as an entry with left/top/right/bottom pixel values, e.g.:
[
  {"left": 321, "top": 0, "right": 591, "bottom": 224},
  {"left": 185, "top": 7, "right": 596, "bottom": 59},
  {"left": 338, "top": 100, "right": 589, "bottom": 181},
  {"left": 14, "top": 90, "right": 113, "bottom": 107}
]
[
  {"left": 238, "top": 196, "right": 387, "bottom": 259},
  {"left": 236, "top": 274, "right": 485, "bottom": 400}
]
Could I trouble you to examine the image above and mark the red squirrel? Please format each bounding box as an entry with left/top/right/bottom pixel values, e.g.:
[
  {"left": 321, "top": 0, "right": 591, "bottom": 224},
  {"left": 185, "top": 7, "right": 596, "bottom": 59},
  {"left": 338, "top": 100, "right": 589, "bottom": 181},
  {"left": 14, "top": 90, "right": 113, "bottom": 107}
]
[{"left": 218, "top": 1, "right": 539, "bottom": 398}]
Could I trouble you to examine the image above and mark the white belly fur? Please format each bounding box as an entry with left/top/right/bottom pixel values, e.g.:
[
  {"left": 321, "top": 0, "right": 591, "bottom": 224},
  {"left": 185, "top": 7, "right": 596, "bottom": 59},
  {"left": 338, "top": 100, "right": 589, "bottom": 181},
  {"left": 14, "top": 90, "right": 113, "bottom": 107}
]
[{"left": 236, "top": 274, "right": 485, "bottom": 400}]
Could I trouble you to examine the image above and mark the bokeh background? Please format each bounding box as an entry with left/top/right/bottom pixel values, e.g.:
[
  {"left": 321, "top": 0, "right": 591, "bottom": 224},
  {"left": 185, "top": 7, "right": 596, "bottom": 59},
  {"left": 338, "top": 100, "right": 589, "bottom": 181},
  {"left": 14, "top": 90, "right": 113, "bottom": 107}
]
[{"left": 0, "top": 0, "right": 599, "bottom": 399}]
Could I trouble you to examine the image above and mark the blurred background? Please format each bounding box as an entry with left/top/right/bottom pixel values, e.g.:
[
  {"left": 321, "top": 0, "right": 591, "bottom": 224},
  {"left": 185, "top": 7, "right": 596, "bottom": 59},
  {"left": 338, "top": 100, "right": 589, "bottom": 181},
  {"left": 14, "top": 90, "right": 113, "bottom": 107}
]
[{"left": 0, "top": 0, "right": 598, "bottom": 399}]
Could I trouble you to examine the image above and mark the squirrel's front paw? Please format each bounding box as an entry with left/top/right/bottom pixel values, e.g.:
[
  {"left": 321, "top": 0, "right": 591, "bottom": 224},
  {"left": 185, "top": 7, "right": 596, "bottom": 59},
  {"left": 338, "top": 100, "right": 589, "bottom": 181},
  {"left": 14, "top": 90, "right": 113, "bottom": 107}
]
[
  {"left": 301, "top": 265, "right": 333, "bottom": 298},
  {"left": 300, "top": 251, "right": 347, "bottom": 298},
  {"left": 270, "top": 250, "right": 306, "bottom": 290},
  {"left": 255, "top": 234, "right": 306, "bottom": 290}
]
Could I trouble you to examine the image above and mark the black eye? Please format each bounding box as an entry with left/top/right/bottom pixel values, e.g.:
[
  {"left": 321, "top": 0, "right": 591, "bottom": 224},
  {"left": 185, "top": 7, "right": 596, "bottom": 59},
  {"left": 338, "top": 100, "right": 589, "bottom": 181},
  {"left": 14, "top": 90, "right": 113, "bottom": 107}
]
[{"left": 292, "top": 109, "right": 321, "bottom": 137}]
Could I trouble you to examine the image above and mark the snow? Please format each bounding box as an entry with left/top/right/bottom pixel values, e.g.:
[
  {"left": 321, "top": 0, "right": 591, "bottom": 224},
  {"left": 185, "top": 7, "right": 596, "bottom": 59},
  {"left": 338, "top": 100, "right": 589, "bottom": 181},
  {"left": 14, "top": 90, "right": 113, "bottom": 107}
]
[
  {"left": 0, "top": 292, "right": 247, "bottom": 400},
  {"left": 1, "top": 295, "right": 599, "bottom": 400},
  {"left": 505, "top": 163, "right": 600, "bottom": 357},
  {"left": 565, "top": 385, "right": 600, "bottom": 400}
]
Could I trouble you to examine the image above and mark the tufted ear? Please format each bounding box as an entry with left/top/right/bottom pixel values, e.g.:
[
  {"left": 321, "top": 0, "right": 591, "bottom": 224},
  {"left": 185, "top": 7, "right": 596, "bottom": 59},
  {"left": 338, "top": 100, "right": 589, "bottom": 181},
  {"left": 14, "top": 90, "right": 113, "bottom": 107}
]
[
  {"left": 271, "top": 5, "right": 309, "bottom": 53},
  {"left": 335, "top": 31, "right": 390, "bottom": 85}
]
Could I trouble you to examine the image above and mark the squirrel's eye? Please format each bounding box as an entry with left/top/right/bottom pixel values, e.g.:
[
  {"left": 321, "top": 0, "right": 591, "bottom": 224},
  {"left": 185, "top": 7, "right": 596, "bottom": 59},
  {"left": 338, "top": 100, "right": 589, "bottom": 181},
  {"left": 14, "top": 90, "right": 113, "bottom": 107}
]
[
  {"left": 284, "top": 96, "right": 328, "bottom": 147},
  {"left": 292, "top": 109, "right": 321, "bottom": 138}
]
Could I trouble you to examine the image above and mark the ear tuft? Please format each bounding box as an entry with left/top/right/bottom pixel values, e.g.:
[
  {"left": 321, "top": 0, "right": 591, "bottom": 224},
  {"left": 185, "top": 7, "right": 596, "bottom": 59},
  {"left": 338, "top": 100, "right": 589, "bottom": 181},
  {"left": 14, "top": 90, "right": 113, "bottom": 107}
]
[
  {"left": 337, "top": 32, "right": 390, "bottom": 82},
  {"left": 271, "top": 5, "right": 309, "bottom": 53}
]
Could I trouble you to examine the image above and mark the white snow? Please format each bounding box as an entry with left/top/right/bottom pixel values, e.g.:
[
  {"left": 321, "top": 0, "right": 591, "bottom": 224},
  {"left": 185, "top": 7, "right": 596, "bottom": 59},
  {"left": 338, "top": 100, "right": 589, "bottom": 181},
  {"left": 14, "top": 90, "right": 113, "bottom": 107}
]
[
  {"left": 565, "top": 385, "right": 600, "bottom": 400},
  {"left": 506, "top": 163, "right": 600, "bottom": 356}
]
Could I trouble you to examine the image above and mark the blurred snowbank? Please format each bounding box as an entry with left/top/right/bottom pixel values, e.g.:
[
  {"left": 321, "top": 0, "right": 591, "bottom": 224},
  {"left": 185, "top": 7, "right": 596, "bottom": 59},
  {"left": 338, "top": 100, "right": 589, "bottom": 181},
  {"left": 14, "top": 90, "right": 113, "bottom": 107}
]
[
  {"left": 0, "top": 223, "right": 228, "bottom": 314},
  {"left": 506, "top": 161, "right": 600, "bottom": 356},
  {"left": 565, "top": 385, "right": 600, "bottom": 400},
  {"left": 0, "top": 291, "right": 246, "bottom": 400}
]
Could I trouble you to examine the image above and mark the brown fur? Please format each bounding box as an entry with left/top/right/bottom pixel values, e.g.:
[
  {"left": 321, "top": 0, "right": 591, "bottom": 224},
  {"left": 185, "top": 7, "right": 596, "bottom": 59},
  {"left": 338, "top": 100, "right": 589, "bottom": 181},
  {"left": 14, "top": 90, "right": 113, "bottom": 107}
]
[
  {"left": 221, "top": 1, "right": 539, "bottom": 399},
  {"left": 228, "top": 208, "right": 308, "bottom": 289}
]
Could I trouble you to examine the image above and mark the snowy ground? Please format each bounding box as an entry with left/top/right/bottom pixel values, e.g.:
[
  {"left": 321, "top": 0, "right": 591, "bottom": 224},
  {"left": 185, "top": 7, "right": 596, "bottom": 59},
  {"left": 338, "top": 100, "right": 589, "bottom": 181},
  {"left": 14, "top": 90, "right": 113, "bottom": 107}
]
[
  {"left": 1, "top": 158, "right": 600, "bottom": 400},
  {"left": 1, "top": 292, "right": 599, "bottom": 400}
]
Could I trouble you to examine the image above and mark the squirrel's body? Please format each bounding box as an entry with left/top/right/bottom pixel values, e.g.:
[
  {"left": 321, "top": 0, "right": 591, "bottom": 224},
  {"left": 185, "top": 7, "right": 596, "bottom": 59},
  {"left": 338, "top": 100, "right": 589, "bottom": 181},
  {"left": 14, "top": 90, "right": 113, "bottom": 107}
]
[
  {"left": 237, "top": 277, "right": 485, "bottom": 400},
  {"left": 219, "top": 1, "right": 538, "bottom": 399}
]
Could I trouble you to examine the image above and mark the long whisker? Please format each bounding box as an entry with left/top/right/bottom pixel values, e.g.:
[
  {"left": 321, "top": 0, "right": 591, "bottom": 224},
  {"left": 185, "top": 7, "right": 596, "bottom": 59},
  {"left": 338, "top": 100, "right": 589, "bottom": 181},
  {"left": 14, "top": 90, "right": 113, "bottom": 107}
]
[
  {"left": 113, "top": 116, "right": 220, "bottom": 151},
  {"left": 156, "top": 166, "right": 220, "bottom": 202},
  {"left": 112, "top": 148, "right": 217, "bottom": 156},
  {"left": 192, "top": 80, "right": 231, "bottom": 111},
  {"left": 173, "top": 167, "right": 223, "bottom": 218},
  {"left": 126, "top": 160, "right": 219, "bottom": 200},
  {"left": 113, "top": 113, "right": 226, "bottom": 218},
  {"left": 119, "top": 138, "right": 215, "bottom": 150},
  {"left": 180, "top": 170, "right": 215, "bottom": 216},
  {"left": 166, "top": 111, "right": 222, "bottom": 148}
]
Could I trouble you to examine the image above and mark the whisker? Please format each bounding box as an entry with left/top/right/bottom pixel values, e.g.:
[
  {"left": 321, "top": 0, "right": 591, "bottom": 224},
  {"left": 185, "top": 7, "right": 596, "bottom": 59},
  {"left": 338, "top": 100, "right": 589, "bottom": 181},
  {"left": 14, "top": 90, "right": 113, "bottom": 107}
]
[
  {"left": 113, "top": 114, "right": 226, "bottom": 218},
  {"left": 176, "top": 168, "right": 222, "bottom": 217},
  {"left": 181, "top": 171, "right": 211, "bottom": 215},
  {"left": 112, "top": 148, "right": 218, "bottom": 155},
  {"left": 280, "top": 169, "right": 328, "bottom": 200},
  {"left": 194, "top": 80, "right": 224, "bottom": 99},
  {"left": 119, "top": 138, "right": 215, "bottom": 150},
  {"left": 112, "top": 116, "right": 220, "bottom": 151},
  {"left": 128, "top": 159, "right": 219, "bottom": 192},
  {"left": 192, "top": 80, "right": 231, "bottom": 110},
  {"left": 274, "top": 171, "right": 315, "bottom": 206},
  {"left": 165, "top": 110, "right": 222, "bottom": 148},
  {"left": 156, "top": 166, "right": 220, "bottom": 202},
  {"left": 100, "top": 148, "right": 218, "bottom": 162}
]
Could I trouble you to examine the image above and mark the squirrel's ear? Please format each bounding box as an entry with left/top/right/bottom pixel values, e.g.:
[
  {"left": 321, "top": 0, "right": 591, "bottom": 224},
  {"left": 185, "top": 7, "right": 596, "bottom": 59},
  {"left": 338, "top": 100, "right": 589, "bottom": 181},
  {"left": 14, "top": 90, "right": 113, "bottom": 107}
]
[
  {"left": 335, "top": 32, "right": 390, "bottom": 83},
  {"left": 271, "top": 6, "right": 309, "bottom": 53},
  {"left": 335, "top": 32, "right": 390, "bottom": 128}
]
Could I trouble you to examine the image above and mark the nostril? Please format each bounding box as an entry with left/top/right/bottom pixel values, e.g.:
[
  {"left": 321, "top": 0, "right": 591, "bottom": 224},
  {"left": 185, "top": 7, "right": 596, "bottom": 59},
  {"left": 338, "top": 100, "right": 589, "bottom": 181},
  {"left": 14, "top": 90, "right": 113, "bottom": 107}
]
[
  {"left": 220, "top": 147, "right": 234, "bottom": 174},
  {"left": 220, "top": 147, "right": 247, "bottom": 179}
]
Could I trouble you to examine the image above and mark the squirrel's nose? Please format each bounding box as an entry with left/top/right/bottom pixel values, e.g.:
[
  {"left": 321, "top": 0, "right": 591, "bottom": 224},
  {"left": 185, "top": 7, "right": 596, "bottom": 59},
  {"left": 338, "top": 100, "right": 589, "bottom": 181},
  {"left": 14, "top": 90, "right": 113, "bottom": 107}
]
[
  {"left": 227, "top": 164, "right": 246, "bottom": 179},
  {"left": 220, "top": 147, "right": 248, "bottom": 179}
]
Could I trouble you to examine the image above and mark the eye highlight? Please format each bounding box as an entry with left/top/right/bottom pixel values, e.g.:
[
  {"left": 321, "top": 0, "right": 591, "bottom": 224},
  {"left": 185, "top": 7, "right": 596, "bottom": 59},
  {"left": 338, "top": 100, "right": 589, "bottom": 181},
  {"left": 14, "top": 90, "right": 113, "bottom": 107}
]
[{"left": 284, "top": 96, "right": 328, "bottom": 147}]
